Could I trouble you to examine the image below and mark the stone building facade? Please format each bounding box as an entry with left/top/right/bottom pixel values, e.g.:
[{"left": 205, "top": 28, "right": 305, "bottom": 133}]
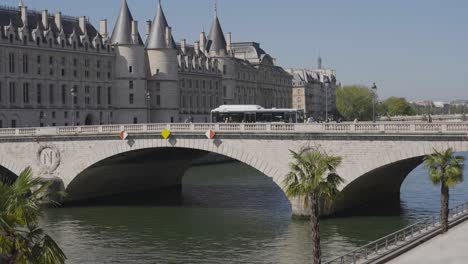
[
  {"left": 287, "top": 66, "right": 337, "bottom": 120},
  {"left": 0, "top": 1, "right": 331, "bottom": 127}
]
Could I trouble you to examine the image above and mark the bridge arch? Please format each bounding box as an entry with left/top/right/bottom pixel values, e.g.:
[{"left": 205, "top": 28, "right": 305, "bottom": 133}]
[
  {"left": 61, "top": 138, "right": 290, "bottom": 208},
  {"left": 333, "top": 141, "right": 468, "bottom": 213}
]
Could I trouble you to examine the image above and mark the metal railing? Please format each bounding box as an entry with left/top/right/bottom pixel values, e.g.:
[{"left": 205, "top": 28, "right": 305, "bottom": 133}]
[
  {"left": 325, "top": 202, "right": 468, "bottom": 264},
  {"left": 0, "top": 122, "right": 466, "bottom": 138}
]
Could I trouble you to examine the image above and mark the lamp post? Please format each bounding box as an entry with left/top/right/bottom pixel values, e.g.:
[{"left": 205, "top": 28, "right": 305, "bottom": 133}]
[
  {"left": 324, "top": 80, "right": 330, "bottom": 121},
  {"left": 371, "top": 82, "right": 378, "bottom": 122},
  {"left": 70, "top": 87, "right": 76, "bottom": 126},
  {"left": 146, "top": 90, "right": 151, "bottom": 123}
]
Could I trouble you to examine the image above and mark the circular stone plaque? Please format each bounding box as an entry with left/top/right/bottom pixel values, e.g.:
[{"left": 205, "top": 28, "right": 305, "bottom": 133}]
[{"left": 37, "top": 144, "right": 61, "bottom": 174}]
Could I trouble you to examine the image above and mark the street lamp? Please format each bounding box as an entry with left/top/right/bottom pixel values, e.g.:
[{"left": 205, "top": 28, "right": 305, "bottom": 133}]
[
  {"left": 324, "top": 80, "right": 330, "bottom": 121},
  {"left": 70, "top": 87, "right": 76, "bottom": 126},
  {"left": 146, "top": 90, "right": 151, "bottom": 123},
  {"left": 371, "top": 82, "right": 378, "bottom": 122}
]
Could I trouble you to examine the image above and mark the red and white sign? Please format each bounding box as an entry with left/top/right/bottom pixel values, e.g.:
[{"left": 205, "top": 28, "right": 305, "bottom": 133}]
[
  {"left": 119, "top": 130, "right": 129, "bottom": 140},
  {"left": 205, "top": 129, "right": 215, "bottom": 139}
]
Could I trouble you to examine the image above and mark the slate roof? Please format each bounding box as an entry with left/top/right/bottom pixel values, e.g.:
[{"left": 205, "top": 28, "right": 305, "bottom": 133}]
[
  {"left": 0, "top": 6, "right": 99, "bottom": 43},
  {"left": 110, "top": 0, "right": 143, "bottom": 45},
  {"left": 146, "top": 2, "right": 175, "bottom": 49},
  {"left": 206, "top": 15, "right": 227, "bottom": 53}
]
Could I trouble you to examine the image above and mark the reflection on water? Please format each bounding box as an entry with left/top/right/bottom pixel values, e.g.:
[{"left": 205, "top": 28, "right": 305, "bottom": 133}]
[{"left": 42, "top": 153, "right": 468, "bottom": 263}]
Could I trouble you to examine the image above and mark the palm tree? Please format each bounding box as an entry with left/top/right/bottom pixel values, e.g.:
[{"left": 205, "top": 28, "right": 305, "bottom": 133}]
[
  {"left": 424, "top": 148, "right": 465, "bottom": 233},
  {"left": 0, "top": 167, "right": 67, "bottom": 264},
  {"left": 284, "top": 148, "right": 344, "bottom": 264}
]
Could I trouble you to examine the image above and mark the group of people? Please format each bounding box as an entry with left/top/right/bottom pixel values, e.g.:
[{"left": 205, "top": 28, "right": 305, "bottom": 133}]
[{"left": 306, "top": 116, "right": 342, "bottom": 124}]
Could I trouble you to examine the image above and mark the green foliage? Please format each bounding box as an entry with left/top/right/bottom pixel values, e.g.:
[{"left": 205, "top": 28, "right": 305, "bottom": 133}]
[
  {"left": 0, "top": 167, "right": 66, "bottom": 264},
  {"left": 336, "top": 85, "right": 374, "bottom": 121},
  {"left": 283, "top": 148, "right": 344, "bottom": 208},
  {"left": 424, "top": 148, "right": 465, "bottom": 188},
  {"left": 381, "top": 97, "right": 415, "bottom": 116}
]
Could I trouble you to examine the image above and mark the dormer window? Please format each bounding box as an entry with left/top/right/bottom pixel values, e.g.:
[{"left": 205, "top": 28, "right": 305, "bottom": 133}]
[
  {"left": 36, "top": 37, "right": 40, "bottom": 46},
  {"left": 61, "top": 40, "right": 65, "bottom": 48},
  {"left": 73, "top": 42, "right": 77, "bottom": 50},
  {"left": 23, "top": 37, "right": 27, "bottom": 45},
  {"left": 9, "top": 34, "right": 14, "bottom": 43},
  {"left": 129, "top": 66, "right": 133, "bottom": 73},
  {"left": 85, "top": 43, "right": 89, "bottom": 51}
]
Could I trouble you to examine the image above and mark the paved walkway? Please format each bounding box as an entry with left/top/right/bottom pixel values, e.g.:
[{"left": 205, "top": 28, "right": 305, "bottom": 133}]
[{"left": 388, "top": 221, "right": 468, "bottom": 264}]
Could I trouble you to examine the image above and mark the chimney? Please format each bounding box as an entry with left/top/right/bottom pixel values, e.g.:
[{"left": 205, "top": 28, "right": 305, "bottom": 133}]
[
  {"left": 42, "top": 10, "right": 48, "bottom": 29},
  {"left": 181, "top": 39, "right": 186, "bottom": 54},
  {"left": 200, "top": 32, "right": 206, "bottom": 53},
  {"left": 146, "top": 20, "right": 152, "bottom": 38},
  {"left": 131, "top": 20, "right": 139, "bottom": 44},
  {"left": 79, "top": 16, "right": 86, "bottom": 34},
  {"left": 194, "top": 41, "right": 200, "bottom": 55},
  {"left": 165, "top": 26, "right": 172, "bottom": 47},
  {"left": 55, "top": 12, "right": 62, "bottom": 31},
  {"left": 99, "top": 19, "right": 108, "bottom": 39},
  {"left": 20, "top": 6, "right": 28, "bottom": 27},
  {"left": 226, "top": 32, "right": 232, "bottom": 52}
]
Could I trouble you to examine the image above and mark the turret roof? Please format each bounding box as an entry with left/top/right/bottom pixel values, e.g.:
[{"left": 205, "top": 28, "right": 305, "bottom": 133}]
[
  {"left": 146, "top": 1, "right": 175, "bottom": 49},
  {"left": 110, "top": 0, "right": 143, "bottom": 45},
  {"left": 206, "top": 15, "right": 227, "bottom": 53}
]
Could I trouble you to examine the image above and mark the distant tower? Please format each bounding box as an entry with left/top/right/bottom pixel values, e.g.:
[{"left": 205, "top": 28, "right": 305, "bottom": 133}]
[
  {"left": 206, "top": 3, "right": 227, "bottom": 57},
  {"left": 145, "top": 0, "right": 179, "bottom": 123},
  {"left": 318, "top": 55, "right": 322, "bottom": 69},
  {"left": 110, "top": 0, "right": 146, "bottom": 124}
]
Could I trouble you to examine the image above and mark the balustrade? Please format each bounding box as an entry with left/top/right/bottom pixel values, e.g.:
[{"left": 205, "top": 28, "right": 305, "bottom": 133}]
[{"left": 0, "top": 122, "right": 465, "bottom": 138}]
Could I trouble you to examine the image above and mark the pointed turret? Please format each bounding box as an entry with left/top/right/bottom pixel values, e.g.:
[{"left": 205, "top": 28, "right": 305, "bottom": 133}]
[
  {"left": 146, "top": 1, "right": 175, "bottom": 49},
  {"left": 206, "top": 10, "right": 227, "bottom": 54},
  {"left": 111, "top": 0, "right": 142, "bottom": 45}
]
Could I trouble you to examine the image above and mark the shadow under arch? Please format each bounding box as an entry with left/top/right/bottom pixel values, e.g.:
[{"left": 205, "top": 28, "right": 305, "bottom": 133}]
[
  {"left": 332, "top": 156, "right": 425, "bottom": 215},
  {"left": 0, "top": 165, "right": 19, "bottom": 185},
  {"left": 64, "top": 147, "right": 291, "bottom": 212}
]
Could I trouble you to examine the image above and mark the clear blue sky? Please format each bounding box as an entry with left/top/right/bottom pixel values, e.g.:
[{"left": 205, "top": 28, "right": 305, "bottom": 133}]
[{"left": 15, "top": 0, "right": 468, "bottom": 101}]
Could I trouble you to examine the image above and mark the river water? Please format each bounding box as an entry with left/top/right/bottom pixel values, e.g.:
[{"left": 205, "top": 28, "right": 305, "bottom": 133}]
[{"left": 42, "top": 153, "right": 468, "bottom": 264}]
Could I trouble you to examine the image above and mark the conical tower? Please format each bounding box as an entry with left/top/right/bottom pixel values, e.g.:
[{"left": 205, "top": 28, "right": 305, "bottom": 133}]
[
  {"left": 206, "top": 7, "right": 227, "bottom": 56},
  {"left": 110, "top": 0, "right": 147, "bottom": 124},
  {"left": 145, "top": 0, "right": 179, "bottom": 123}
]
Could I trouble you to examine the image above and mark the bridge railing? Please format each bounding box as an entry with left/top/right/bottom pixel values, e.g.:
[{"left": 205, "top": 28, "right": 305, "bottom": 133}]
[
  {"left": 0, "top": 122, "right": 466, "bottom": 137},
  {"left": 324, "top": 201, "right": 468, "bottom": 264}
]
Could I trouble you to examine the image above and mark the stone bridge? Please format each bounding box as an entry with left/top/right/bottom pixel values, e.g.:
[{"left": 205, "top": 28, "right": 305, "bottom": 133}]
[{"left": 0, "top": 122, "right": 467, "bottom": 217}]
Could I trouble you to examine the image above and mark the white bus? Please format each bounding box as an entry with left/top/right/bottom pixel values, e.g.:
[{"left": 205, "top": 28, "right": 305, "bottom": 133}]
[{"left": 211, "top": 105, "right": 304, "bottom": 123}]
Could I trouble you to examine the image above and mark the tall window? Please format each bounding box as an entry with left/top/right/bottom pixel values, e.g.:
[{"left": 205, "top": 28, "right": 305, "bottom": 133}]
[
  {"left": 22, "top": 54, "right": 28, "bottom": 73},
  {"left": 129, "top": 66, "right": 133, "bottom": 73},
  {"left": 73, "top": 86, "right": 78, "bottom": 105},
  {"left": 8, "top": 53, "right": 15, "bottom": 73},
  {"left": 129, "top": 81, "right": 134, "bottom": 89},
  {"left": 85, "top": 85, "right": 90, "bottom": 105},
  {"left": 156, "top": 95, "right": 161, "bottom": 106},
  {"left": 37, "top": 84, "right": 42, "bottom": 104},
  {"left": 97, "top": 86, "right": 102, "bottom": 105},
  {"left": 9, "top": 82, "right": 16, "bottom": 103},
  {"left": 61, "top": 85, "right": 66, "bottom": 105},
  {"left": 107, "top": 86, "right": 112, "bottom": 105},
  {"left": 49, "top": 84, "right": 54, "bottom": 104},
  {"left": 129, "top": 94, "right": 134, "bottom": 104},
  {"left": 23, "top": 83, "right": 29, "bottom": 103}
]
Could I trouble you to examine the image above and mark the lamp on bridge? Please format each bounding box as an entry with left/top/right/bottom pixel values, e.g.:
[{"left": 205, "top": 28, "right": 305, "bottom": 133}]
[
  {"left": 371, "top": 82, "right": 378, "bottom": 123},
  {"left": 146, "top": 90, "right": 151, "bottom": 123},
  {"left": 70, "top": 87, "right": 77, "bottom": 126}
]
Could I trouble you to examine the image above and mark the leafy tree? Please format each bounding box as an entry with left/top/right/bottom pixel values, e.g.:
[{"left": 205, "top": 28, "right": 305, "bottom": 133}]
[
  {"left": 381, "top": 97, "right": 415, "bottom": 116},
  {"left": 284, "top": 148, "right": 344, "bottom": 264},
  {"left": 336, "top": 85, "right": 374, "bottom": 121},
  {"left": 0, "top": 167, "right": 66, "bottom": 264},
  {"left": 424, "top": 149, "right": 465, "bottom": 233}
]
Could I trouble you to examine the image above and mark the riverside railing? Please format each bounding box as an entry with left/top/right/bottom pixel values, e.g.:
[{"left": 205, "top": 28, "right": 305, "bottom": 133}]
[
  {"left": 325, "top": 201, "right": 468, "bottom": 264},
  {"left": 0, "top": 122, "right": 466, "bottom": 137}
]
